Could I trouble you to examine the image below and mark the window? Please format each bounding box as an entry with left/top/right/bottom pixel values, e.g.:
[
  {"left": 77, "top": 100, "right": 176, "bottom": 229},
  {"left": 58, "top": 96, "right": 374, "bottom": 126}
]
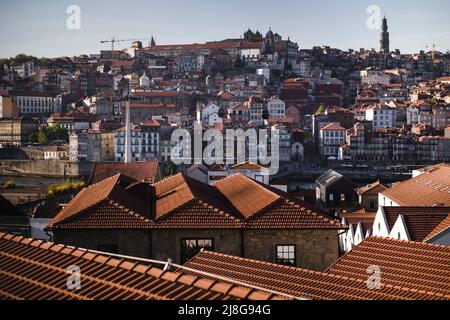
[
  {"left": 97, "top": 244, "right": 118, "bottom": 254},
  {"left": 329, "top": 194, "right": 334, "bottom": 201},
  {"left": 276, "top": 245, "right": 296, "bottom": 266},
  {"left": 341, "top": 194, "right": 345, "bottom": 201},
  {"left": 181, "top": 239, "right": 214, "bottom": 263}
]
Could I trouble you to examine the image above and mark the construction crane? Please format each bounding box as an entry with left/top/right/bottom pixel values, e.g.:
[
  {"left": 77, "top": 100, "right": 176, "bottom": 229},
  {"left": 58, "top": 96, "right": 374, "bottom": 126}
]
[{"left": 100, "top": 37, "right": 154, "bottom": 52}]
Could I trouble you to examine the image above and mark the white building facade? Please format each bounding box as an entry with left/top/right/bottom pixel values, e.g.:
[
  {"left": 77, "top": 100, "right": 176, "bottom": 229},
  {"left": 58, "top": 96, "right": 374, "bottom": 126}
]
[
  {"left": 267, "top": 98, "right": 286, "bottom": 119},
  {"left": 12, "top": 92, "right": 62, "bottom": 115},
  {"left": 365, "top": 105, "right": 397, "bottom": 130},
  {"left": 319, "top": 123, "right": 346, "bottom": 158}
]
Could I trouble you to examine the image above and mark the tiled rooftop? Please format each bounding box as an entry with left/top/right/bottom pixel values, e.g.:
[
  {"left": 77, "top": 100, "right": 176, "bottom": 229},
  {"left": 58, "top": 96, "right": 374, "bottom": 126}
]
[
  {"left": 382, "top": 207, "right": 450, "bottom": 242},
  {"left": 340, "top": 211, "right": 376, "bottom": 235},
  {"left": 382, "top": 164, "right": 450, "bottom": 206},
  {"left": 357, "top": 181, "right": 387, "bottom": 195},
  {"left": 213, "top": 174, "right": 281, "bottom": 218},
  {"left": 0, "top": 232, "right": 288, "bottom": 300},
  {"left": 326, "top": 237, "right": 450, "bottom": 297},
  {"left": 49, "top": 173, "right": 345, "bottom": 231},
  {"left": 182, "top": 242, "right": 449, "bottom": 300},
  {"left": 424, "top": 215, "right": 450, "bottom": 242},
  {"left": 48, "top": 174, "right": 151, "bottom": 230},
  {"left": 89, "top": 161, "right": 160, "bottom": 184}
]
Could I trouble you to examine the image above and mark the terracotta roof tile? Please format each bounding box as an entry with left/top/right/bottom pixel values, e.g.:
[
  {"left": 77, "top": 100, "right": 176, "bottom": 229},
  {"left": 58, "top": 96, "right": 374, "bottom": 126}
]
[
  {"left": 154, "top": 199, "right": 244, "bottom": 229},
  {"left": 47, "top": 173, "right": 345, "bottom": 231},
  {"left": 231, "top": 161, "right": 266, "bottom": 170},
  {"left": 0, "top": 232, "right": 287, "bottom": 300},
  {"left": 212, "top": 174, "right": 281, "bottom": 218},
  {"left": 357, "top": 181, "right": 387, "bottom": 195},
  {"left": 340, "top": 211, "right": 376, "bottom": 235},
  {"left": 48, "top": 175, "right": 121, "bottom": 227},
  {"left": 89, "top": 162, "right": 160, "bottom": 184},
  {"left": 382, "top": 207, "right": 450, "bottom": 241},
  {"left": 182, "top": 248, "right": 447, "bottom": 300},
  {"left": 425, "top": 215, "right": 450, "bottom": 242},
  {"left": 321, "top": 123, "right": 346, "bottom": 131},
  {"left": 48, "top": 175, "right": 152, "bottom": 230},
  {"left": 326, "top": 237, "right": 450, "bottom": 297},
  {"left": 382, "top": 164, "right": 450, "bottom": 206},
  {"left": 247, "top": 198, "right": 345, "bottom": 229}
]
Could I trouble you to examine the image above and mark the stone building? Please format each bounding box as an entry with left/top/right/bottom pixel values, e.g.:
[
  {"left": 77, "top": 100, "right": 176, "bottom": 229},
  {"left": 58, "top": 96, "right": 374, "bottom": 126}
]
[
  {"left": 48, "top": 173, "right": 346, "bottom": 271},
  {"left": 0, "top": 117, "right": 38, "bottom": 147},
  {"left": 357, "top": 181, "right": 387, "bottom": 212}
]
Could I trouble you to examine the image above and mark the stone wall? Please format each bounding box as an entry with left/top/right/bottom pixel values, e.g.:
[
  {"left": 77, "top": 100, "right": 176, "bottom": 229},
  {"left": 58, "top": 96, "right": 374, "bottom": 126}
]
[
  {"left": 151, "top": 229, "right": 242, "bottom": 263},
  {"left": 243, "top": 229, "right": 340, "bottom": 271},
  {"left": 53, "top": 228, "right": 340, "bottom": 271},
  {"left": 0, "top": 160, "right": 93, "bottom": 178},
  {"left": 53, "top": 230, "right": 152, "bottom": 258},
  {"left": 360, "top": 194, "right": 378, "bottom": 211}
]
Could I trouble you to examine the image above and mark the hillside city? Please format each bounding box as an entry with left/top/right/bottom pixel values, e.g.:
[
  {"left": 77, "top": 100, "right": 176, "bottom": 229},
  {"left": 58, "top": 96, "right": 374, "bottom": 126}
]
[{"left": 0, "top": 15, "right": 449, "bottom": 303}]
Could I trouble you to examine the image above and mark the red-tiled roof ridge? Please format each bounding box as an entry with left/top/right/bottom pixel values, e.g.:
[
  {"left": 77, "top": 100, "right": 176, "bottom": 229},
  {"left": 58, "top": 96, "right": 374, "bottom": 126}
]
[
  {"left": 328, "top": 236, "right": 450, "bottom": 267},
  {"left": 89, "top": 161, "right": 160, "bottom": 185},
  {"left": 182, "top": 249, "right": 447, "bottom": 300},
  {"left": 48, "top": 174, "right": 122, "bottom": 228},
  {"left": 212, "top": 173, "right": 281, "bottom": 218},
  {"left": 325, "top": 236, "right": 450, "bottom": 297},
  {"left": 381, "top": 207, "right": 450, "bottom": 241},
  {"left": 357, "top": 181, "right": 387, "bottom": 195},
  {"left": 284, "top": 198, "right": 345, "bottom": 227},
  {"left": 381, "top": 165, "right": 450, "bottom": 206},
  {"left": 424, "top": 214, "right": 450, "bottom": 242},
  {"left": 0, "top": 232, "right": 288, "bottom": 300},
  {"left": 196, "top": 199, "right": 242, "bottom": 223},
  {"left": 252, "top": 177, "right": 341, "bottom": 223},
  {"left": 321, "top": 123, "right": 346, "bottom": 131},
  {"left": 107, "top": 199, "right": 153, "bottom": 223},
  {"left": 153, "top": 196, "right": 243, "bottom": 228},
  {"left": 153, "top": 172, "right": 184, "bottom": 187}
]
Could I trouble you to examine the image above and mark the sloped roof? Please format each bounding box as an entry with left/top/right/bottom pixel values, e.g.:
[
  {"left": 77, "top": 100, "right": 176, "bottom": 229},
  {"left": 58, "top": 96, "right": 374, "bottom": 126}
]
[
  {"left": 340, "top": 211, "right": 376, "bottom": 235},
  {"left": 182, "top": 248, "right": 448, "bottom": 300},
  {"left": 316, "top": 170, "right": 344, "bottom": 187},
  {"left": 382, "top": 164, "right": 450, "bottom": 206},
  {"left": 424, "top": 215, "right": 450, "bottom": 242},
  {"left": 231, "top": 161, "right": 266, "bottom": 170},
  {"left": 247, "top": 198, "right": 343, "bottom": 229},
  {"left": 48, "top": 174, "right": 151, "bottom": 229},
  {"left": 48, "top": 173, "right": 345, "bottom": 231},
  {"left": 321, "top": 123, "right": 346, "bottom": 131},
  {"left": 382, "top": 207, "right": 450, "bottom": 241},
  {"left": 0, "top": 233, "right": 287, "bottom": 300},
  {"left": 212, "top": 174, "right": 281, "bottom": 218},
  {"left": 357, "top": 181, "right": 387, "bottom": 195},
  {"left": 89, "top": 162, "right": 160, "bottom": 184},
  {"left": 326, "top": 237, "right": 450, "bottom": 298}
]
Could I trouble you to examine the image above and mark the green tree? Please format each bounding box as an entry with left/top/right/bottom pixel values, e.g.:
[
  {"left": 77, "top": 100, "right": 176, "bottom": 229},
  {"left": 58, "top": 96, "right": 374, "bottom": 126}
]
[
  {"left": 315, "top": 104, "right": 327, "bottom": 115},
  {"left": 35, "top": 125, "right": 69, "bottom": 145},
  {"left": 37, "top": 130, "right": 49, "bottom": 145},
  {"left": 13, "top": 53, "right": 36, "bottom": 64}
]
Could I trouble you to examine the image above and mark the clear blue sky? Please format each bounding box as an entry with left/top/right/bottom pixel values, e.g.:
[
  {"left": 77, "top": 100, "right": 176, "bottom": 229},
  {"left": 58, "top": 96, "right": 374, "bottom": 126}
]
[{"left": 1, "top": 0, "right": 449, "bottom": 58}]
